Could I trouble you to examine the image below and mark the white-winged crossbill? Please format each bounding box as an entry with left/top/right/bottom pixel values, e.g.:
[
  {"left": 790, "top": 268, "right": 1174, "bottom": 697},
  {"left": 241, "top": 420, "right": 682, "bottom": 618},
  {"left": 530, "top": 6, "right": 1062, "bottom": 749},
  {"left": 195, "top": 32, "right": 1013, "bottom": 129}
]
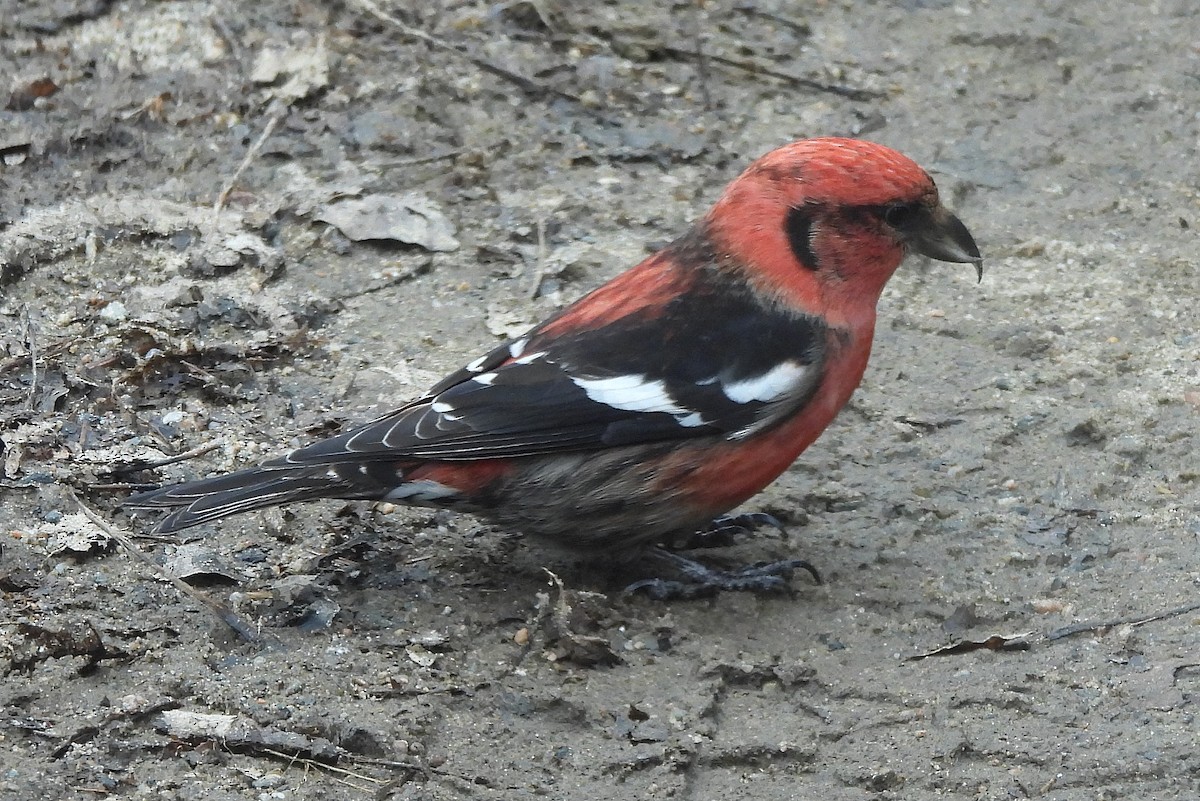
[{"left": 128, "top": 138, "right": 982, "bottom": 597}]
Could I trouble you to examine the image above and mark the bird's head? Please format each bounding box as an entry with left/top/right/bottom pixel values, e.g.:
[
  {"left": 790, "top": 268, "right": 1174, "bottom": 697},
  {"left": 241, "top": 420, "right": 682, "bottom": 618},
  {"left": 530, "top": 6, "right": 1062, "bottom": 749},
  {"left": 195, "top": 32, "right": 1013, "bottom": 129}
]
[{"left": 705, "top": 138, "right": 982, "bottom": 320}]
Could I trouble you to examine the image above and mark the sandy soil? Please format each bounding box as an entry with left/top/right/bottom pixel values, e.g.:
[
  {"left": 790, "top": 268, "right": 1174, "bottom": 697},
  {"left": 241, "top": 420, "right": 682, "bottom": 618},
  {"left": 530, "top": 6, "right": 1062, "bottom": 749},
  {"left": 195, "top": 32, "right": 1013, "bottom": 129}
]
[{"left": 2, "top": 1, "right": 1198, "bottom": 799}]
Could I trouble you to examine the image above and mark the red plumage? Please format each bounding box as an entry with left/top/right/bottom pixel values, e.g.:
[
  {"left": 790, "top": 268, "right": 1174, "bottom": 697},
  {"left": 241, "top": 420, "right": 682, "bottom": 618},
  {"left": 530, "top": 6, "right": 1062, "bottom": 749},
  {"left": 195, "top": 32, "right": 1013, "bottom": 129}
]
[{"left": 127, "top": 138, "right": 982, "bottom": 596}]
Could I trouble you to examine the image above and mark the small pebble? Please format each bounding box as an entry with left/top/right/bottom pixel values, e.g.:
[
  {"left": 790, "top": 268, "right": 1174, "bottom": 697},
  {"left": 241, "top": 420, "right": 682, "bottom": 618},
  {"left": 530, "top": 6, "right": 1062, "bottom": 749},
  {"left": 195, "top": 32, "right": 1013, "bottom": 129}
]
[
  {"left": 1030, "top": 598, "right": 1066, "bottom": 614},
  {"left": 99, "top": 300, "right": 128, "bottom": 322}
]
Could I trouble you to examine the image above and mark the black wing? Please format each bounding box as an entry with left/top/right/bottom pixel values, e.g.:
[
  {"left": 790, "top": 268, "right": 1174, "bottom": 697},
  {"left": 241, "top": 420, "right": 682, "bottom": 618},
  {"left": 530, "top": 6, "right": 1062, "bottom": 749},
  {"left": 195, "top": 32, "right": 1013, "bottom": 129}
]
[{"left": 273, "top": 271, "right": 829, "bottom": 466}]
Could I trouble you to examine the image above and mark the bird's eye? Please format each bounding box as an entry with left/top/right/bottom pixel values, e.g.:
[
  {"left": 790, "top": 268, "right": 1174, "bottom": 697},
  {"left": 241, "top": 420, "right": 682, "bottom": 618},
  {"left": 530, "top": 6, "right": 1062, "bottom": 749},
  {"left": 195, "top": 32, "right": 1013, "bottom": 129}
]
[{"left": 882, "top": 202, "right": 920, "bottom": 229}]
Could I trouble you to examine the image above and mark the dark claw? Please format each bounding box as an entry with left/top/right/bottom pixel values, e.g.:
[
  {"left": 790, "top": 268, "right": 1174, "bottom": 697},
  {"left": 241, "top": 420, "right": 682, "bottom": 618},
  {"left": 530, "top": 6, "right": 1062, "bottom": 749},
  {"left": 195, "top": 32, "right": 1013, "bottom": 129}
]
[
  {"left": 710, "top": 512, "right": 789, "bottom": 538},
  {"left": 668, "top": 511, "right": 790, "bottom": 551},
  {"left": 623, "top": 548, "right": 822, "bottom": 600}
]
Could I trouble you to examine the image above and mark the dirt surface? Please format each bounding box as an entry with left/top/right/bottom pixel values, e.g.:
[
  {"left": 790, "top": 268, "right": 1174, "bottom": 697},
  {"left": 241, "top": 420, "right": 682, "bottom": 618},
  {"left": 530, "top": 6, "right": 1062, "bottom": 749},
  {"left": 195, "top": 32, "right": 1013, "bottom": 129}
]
[{"left": 2, "top": 1, "right": 1198, "bottom": 798}]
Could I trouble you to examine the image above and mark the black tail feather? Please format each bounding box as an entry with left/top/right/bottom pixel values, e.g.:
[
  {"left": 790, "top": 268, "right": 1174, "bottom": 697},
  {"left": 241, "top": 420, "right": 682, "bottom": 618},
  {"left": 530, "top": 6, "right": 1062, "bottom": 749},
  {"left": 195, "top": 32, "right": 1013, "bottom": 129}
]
[{"left": 125, "top": 465, "right": 359, "bottom": 534}]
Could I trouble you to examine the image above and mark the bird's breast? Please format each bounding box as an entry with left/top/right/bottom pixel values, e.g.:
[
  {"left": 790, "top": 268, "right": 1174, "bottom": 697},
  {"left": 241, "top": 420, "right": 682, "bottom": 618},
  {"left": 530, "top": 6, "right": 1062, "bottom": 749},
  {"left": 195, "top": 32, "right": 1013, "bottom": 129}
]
[{"left": 654, "top": 323, "right": 874, "bottom": 515}]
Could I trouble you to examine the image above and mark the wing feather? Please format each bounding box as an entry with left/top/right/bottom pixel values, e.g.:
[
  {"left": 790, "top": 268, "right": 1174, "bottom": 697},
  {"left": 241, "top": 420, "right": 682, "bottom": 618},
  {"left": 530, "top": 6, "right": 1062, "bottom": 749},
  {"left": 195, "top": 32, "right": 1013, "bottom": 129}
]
[{"left": 274, "top": 270, "right": 829, "bottom": 466}]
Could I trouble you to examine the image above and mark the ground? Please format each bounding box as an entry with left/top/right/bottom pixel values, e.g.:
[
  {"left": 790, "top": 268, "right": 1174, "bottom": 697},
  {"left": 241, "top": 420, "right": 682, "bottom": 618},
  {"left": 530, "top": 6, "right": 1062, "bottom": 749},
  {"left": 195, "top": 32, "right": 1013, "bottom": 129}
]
[{"left": 1, "top": 1, "right": 1198, "bottom": 799}]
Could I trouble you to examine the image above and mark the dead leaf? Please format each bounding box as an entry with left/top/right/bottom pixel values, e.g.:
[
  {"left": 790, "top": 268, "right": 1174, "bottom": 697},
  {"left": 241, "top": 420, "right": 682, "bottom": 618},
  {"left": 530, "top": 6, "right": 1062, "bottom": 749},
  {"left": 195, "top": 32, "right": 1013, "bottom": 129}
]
[
  {"left": 251, "top": 35, "right": 330, "bottom": 102},
  {"left": 163, "top": 543, "right": 245, "bottom": 584},
  {"left": 909, "top": 632, "right": 1035, "bottom": 660},
  {"left": 315, "top": 194, "right": 459, "bottom": 252},
  {"left": 485, "top": 298, "right": 534, "bottom": 339},
  {"left": 40, "top": 512, "right": 112, "bottom": 556}
]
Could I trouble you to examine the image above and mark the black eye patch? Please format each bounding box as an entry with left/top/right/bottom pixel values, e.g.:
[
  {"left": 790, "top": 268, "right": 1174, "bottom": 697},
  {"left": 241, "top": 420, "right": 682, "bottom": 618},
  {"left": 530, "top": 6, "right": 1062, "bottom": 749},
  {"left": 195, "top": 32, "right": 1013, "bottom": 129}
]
[{"left": 784, "top": 205, "right": 820, "bottom": 271}]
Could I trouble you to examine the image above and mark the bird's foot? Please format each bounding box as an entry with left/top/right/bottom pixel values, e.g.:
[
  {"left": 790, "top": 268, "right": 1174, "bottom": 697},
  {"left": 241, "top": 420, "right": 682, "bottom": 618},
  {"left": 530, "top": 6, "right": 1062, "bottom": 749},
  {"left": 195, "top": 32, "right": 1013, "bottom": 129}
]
[
  {"left": 624, "top": 547, "right": 821, "bottom": 600},
  {"left": 666, "top": 512, "right": 790, "bottom": 551}
]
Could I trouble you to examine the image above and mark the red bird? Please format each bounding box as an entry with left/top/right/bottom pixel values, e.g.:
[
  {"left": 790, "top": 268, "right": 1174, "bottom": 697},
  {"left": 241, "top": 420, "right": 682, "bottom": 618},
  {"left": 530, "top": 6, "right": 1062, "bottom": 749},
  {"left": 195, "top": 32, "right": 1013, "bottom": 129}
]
[{"left": 128, "top": 138, "right": 982, "bottom": 597}]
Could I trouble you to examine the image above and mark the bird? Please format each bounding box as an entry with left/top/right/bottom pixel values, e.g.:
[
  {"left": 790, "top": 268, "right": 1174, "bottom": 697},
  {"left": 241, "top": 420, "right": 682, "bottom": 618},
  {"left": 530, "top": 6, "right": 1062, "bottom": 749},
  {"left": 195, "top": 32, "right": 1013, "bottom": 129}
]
[{"left": 127, "top": 137, "right": 982, "bottom": 598}]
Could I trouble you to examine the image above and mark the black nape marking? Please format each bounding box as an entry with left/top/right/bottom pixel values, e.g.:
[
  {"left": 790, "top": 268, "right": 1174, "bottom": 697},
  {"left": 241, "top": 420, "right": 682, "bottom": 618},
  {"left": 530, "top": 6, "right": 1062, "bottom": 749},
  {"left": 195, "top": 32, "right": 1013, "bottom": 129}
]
[{"left": 784, "top": 205, "right": 820, "bottom": 271}]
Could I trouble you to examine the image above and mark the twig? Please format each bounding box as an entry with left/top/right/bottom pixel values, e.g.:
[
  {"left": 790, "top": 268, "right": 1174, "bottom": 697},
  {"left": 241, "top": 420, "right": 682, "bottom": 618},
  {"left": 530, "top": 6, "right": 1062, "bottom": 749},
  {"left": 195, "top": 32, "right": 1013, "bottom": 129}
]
[
  {"left": 0, "top": 336, "right": 73, "bottom": 375},
  {"left": 108, "top": 440, "right": 224, "bottom": 474},
  {"left": 657, "top": 45, "right": 882, "bottom": 101},
  {"left": 912, "top": 600, "right": 1200, "bottom": 660},
  {"left": 179, "top": 359, "right": 220, "bottom": 386},
  {"left": 213, "top": 104, "right": 286, "bottom": 226},
  {"left": 253, "top": 747, "right": 432, "bottom": 795},
  {"left": 689, "top": 13, "right": 713, "bottom": 111},
  {"left": 351, "top": 0, "right": 595, "bottom": 111},
  {"left": 377, "top": 149, "right": 462, "bottom": 169},
  {"left": 733, "top": 6, "right": 814, "bottom": 37},
  {"left": 528, "top": 217, "right": 548, "bottom": 299},
  {"left": 257, "top": 748, "right": 409, "bottom": 786},
  {"left": 68, "top": 490, "right": 266, "bottom": 644},
  {"left": 209, "top": 9, "right": 243, "bottom": 63},
  {"left": 23, "top": 306, "right": 38, "bottom": 408},
  {"left": 1046, "top": 600, "right": 1200, "bottom": 641}
]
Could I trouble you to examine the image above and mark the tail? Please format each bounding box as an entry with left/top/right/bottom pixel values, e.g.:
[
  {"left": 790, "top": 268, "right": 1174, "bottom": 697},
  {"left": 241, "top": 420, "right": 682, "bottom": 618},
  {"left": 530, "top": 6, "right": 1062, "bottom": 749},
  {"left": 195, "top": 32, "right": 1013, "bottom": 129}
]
[{"left": 125, "top": 464, "right": 366, "bottom": 534}]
